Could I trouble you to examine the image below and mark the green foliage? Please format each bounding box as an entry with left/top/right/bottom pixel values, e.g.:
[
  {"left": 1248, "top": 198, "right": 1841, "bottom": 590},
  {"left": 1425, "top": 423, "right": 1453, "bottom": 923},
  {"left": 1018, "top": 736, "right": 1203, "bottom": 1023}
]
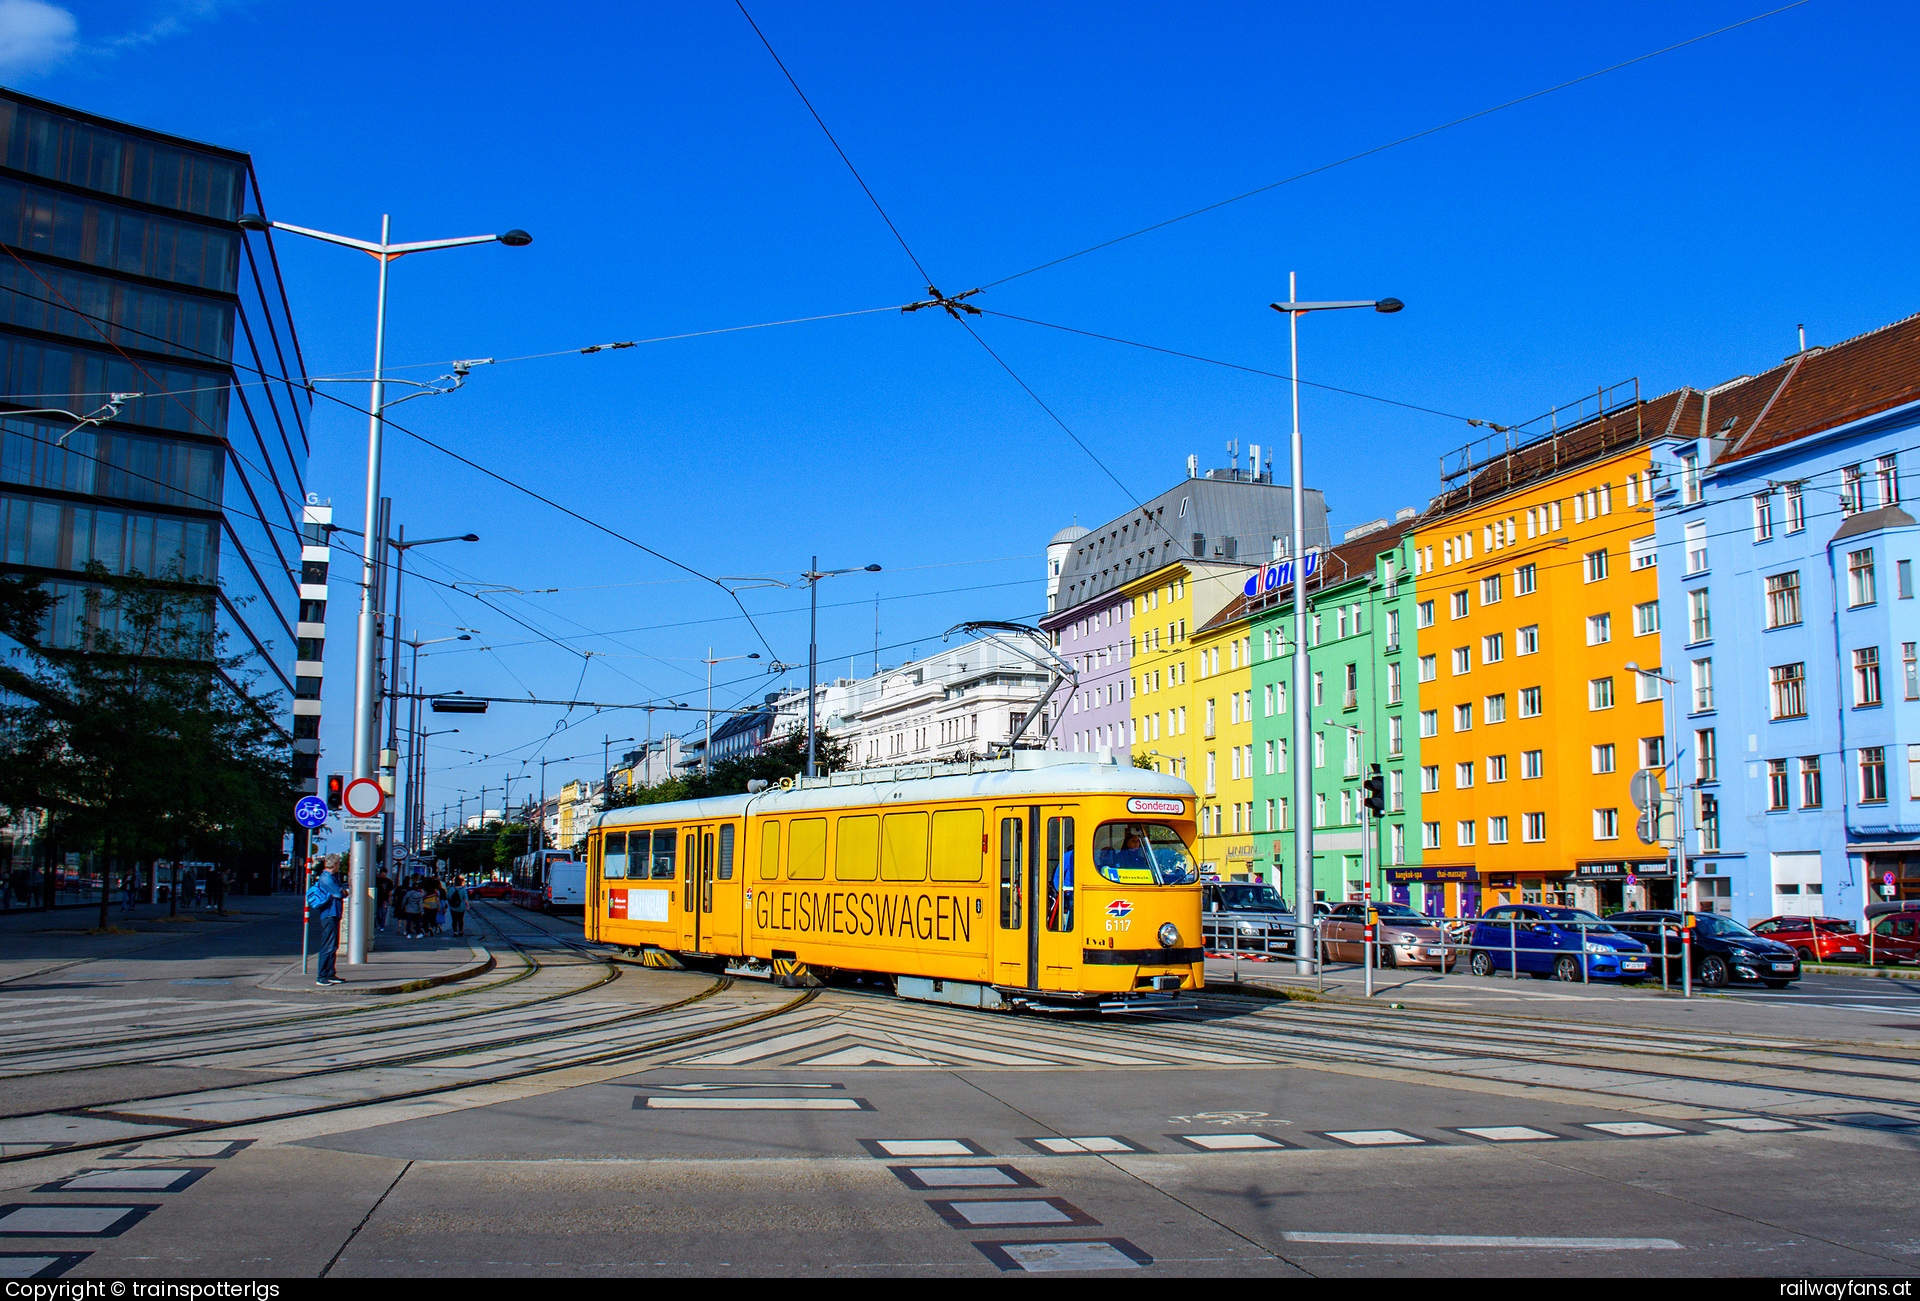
[
  {"left": 492, "top": 821, "right": 536, "bottom": 870},
  {"left": 1131, "top": 752, "right": 1156, "bottom": 770},
  {"left": 433, "top": 820, "right": 504, "bottom": 879}
]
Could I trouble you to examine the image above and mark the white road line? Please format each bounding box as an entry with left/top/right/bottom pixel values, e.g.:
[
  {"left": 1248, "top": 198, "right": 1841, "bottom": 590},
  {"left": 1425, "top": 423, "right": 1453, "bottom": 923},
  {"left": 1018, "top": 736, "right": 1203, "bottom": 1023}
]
[
  {"left": 1283, "top": 1231, "right": 1681, "bottom": 1250},
  {"left": 638, "top": 1097, "right": 865, "bottom": 1110}
]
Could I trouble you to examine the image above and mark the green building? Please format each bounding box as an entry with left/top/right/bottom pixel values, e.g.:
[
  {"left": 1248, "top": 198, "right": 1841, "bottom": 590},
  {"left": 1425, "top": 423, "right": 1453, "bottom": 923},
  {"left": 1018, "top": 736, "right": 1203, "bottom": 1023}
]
[{"left": 1249, "top": 517, "right": 1425, "bottom": 908}]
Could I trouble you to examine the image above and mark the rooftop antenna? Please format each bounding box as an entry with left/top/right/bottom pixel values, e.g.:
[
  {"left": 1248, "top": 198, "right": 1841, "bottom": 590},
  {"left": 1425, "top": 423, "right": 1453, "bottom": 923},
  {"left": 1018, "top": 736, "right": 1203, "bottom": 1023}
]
[{"left": 1228, "top": 438, "right": 1238, "bottom": 477}]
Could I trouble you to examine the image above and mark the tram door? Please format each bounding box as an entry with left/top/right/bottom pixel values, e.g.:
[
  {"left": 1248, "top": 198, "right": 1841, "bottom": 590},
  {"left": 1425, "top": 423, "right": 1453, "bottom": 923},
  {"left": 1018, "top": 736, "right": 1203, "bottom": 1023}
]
[
  {"left": 994, "top": 808, "right": 1028, "bottom": 988},
  {"left": 705, "top": 822, "right": 741, "bottom": 956},
  {"left": 1036, "top": 806, "right": 1080, "bottom": 989},
  {"left": 679, "top": 825, "right": 716, "bottom": 953}
]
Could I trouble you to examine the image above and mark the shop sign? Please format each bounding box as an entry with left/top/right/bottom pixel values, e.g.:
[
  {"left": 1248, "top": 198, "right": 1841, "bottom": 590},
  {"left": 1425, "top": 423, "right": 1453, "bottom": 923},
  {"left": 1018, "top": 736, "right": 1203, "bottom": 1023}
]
[
  {"left": 1243, "top": 551, "right": 1320, "bottom": 598},
  {"left": 1385, "top": 868, "right": 1475, "bottom": 883}
]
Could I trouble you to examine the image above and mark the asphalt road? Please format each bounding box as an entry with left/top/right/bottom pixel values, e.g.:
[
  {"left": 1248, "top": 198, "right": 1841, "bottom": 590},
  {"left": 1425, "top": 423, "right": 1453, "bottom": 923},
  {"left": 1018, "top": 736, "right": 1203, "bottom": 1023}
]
[{"left": 1, "top": 902, "right": 1916, "bottom": 1278}]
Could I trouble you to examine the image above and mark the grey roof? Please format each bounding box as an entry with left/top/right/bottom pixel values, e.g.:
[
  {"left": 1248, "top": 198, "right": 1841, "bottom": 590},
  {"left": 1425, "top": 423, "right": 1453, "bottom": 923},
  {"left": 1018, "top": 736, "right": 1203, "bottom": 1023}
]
[
  {"left": 1050, "top": 524, "right": 1091, "bottom": 546},
  {"left": 1050, "top": 474, "right": 1330, "bottom": 611},
  {"left": 1831, "top": 505, "right": 1917, "bottom": 543}
]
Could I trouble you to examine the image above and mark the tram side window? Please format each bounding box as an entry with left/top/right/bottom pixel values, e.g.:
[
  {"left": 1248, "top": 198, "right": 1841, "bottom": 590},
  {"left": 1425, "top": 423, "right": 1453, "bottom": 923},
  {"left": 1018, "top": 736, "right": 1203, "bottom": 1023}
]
[
  {"left": 931, "top": 808, "right": 985, "bottom": 882},
  {"left": 717, "top": 823, "right": 735, "bottom": 880},
  {"left": 604, "top": 832, "right": 627, "bottom": 879},
  {"left": 836, "top": 815, "right": 878, "bottom": 881},
  {"left": 999, "top": 817, "right": 1023, "bottom": 929},
  {"left": 651, "top": 829, "right": 676, "bottom": 880},
  {"left": 881, "top": 811, "right": 928, "bottom": 881},
  {"left": 1046, "top": 816, "right": 1075, "bottom": 932},
  {"left": 789, "top": 819, "right": 826, "bottom": 880},
  {"left": 1091, "top": 822, "right": 1198, "bottom": 886},
  {"left": 759, "top": 821, "right": 779, "bottom": 881}
]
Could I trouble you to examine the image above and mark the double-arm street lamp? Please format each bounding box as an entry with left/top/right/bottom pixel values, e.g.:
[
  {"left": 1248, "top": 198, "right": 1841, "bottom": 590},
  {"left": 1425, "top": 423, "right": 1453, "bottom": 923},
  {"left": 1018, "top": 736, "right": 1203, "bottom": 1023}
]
[
  {"left": 701, "top": 649, "right": 761, "bottom": 774},
  {"left": 237, "top": 211, "right": 530, "bottom": 966},
  {"left": 1271, "top": 278, "right": 1401, "bottom": 975}
]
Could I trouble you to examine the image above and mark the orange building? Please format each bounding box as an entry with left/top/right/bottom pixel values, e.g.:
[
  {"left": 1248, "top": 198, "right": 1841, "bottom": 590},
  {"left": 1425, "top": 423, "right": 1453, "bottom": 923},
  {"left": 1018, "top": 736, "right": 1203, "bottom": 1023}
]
[{"left": 1413, "top": 391, "right": 1686, "bottom": 915}]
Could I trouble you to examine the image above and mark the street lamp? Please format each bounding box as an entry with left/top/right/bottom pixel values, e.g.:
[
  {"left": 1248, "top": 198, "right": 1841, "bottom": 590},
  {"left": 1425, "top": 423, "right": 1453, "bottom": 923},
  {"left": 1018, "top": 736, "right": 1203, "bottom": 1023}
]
[
  {"left": 1271, "top": 278, "right": 1400, "bottom": 974},
  {"left": 239, "top": 209, "right": 529, "bottom": 966},
  {"left": 803, "top": 560, "right": 881, "bottom": 777},
  {"left": 700, "top": 650, "right": 761, "bottom": 774},
  {"left": 410, "top": 727, "right": 459, "bottom": 858},
  {"left": 400, "top": 631, "right": 472, "bottom": 857},
  {"left": 384, "top": 529, "right": 478, "bottom": 877},
  {"left": 1626, "top": 660, "right": 1691, "bottom": 994}
]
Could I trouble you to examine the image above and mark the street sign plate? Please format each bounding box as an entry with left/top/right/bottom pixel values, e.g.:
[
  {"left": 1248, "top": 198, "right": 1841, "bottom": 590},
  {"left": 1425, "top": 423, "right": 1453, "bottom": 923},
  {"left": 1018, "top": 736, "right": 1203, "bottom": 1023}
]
[
  {"left": 1629, "top": 769, "right": 1657, "bottom": 811},
  {"left": 342, "top": 777, "right": 384, "bottom": 818},
  {"left": 341, "top": 816, "right": 383, "bottom": 833},
  {"left": 294, "top": 797, "right": 328, "bottom": 829}
]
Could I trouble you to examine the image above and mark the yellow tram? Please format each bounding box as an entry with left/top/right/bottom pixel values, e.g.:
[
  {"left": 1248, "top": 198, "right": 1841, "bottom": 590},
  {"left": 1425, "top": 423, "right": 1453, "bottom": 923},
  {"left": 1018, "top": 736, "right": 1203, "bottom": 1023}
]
[{"left": 583, "top": 752, "right": 1204, "bottom": 1010}]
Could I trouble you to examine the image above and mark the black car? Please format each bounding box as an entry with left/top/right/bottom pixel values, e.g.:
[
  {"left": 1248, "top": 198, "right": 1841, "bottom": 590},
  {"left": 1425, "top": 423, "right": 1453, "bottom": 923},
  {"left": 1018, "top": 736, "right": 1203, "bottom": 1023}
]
[
  {"left": 1202, "top": 881, "right": 1304, "bottom": 957},
  {"left": 1608, "top": 910, "right": 1801, "bottom": 988}
]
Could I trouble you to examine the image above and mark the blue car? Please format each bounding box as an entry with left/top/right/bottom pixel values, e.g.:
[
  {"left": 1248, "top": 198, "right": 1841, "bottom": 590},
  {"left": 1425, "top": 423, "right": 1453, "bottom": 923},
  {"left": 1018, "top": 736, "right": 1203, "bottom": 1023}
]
[{"left": 1468, "top": 905, "right": 1653, "bottom": 982}]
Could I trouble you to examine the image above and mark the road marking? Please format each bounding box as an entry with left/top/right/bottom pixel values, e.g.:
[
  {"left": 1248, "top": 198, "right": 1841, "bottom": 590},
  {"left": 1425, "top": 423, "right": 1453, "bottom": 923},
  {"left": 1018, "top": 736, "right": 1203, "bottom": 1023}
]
[
  {"left": 1455, "top": 1126, "right": 1560, "bottom": 1142},
  {"left": 1818, "top": 1113, "right": 1920, "bottom": 1130},
  {"left": 645, "top": 1082, "right": 843, "bottom": 1092},
  {"left": 890, "top": 1165, "right": 1039, "bottom": 1191},
  {"left": 1581, "top": 1122, "right": 1687, "bottom": 1137},
  {"left": 635, "top": 1097, "right": 871, "bottom": 1111},
  {"left": 99, "top": 1140, "right": 250, "bottom": 1160},
  {"left": 1321, "top": 1129, "right": 1428, "bottom": 1146},
  {"left": 0, "top": 1254, "right": 90, "bottom": 1280},
  {"left": 926, "top": 1197, "right": 1099, "bottom": 1229},
  {"left": 973, "top": 1238, "right": 1152, "bottom": 1272},
  {"left": 1704, "top": 1117, "right": 1805, "bottom": 1132},
  {"left": 0, "top": 1205, "right": 157, "bottom": 1238},
  {"left": 1283, "top": 1231, "right": 1681, "bottom": 1250},
  {"left": 862, "top": 1138, "right": 990, "bottom": 1158},
  {"left": 1023, "top": 1136, "right": 1142, "bottom": 1154},
  {"left": 1170, "top": 1132, "right": 1292, "bottom": 1151},
  {"left": 37, "top": 1168, "right": 209, "bottom": 1194}
]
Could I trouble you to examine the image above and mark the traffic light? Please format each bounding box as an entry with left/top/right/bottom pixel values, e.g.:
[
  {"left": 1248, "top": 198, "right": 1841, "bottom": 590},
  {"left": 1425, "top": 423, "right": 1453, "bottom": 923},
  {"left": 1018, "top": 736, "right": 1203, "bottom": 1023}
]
[
  {"left": 325, "top": 773, "right": 345, "bottom": 811},
  {"left": 1363, "top": 764, "right": 1386, "bottom": 817}
]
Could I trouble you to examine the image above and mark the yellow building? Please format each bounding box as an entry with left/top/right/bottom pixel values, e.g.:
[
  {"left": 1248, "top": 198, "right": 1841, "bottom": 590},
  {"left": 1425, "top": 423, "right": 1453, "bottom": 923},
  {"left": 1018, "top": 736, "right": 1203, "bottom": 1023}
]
[
  {"left": 556, "top": 779, "right": 597, "bottom": 851},
  {"left": 1414, "top": 399, "right": 1671, "bottom": 914}
]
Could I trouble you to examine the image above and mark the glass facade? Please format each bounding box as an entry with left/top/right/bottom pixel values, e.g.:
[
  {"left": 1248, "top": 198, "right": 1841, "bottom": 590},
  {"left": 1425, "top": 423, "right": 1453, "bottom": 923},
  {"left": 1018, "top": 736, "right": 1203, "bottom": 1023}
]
[{"left": 0, "top": 89, "right": 308, "bottom": 714}]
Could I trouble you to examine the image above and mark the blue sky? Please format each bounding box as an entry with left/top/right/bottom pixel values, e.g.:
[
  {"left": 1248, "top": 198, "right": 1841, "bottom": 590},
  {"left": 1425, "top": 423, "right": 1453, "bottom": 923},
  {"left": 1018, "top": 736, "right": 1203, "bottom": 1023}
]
[{"left": 8, "top": 0, "right": 1917, "bottom": 825}]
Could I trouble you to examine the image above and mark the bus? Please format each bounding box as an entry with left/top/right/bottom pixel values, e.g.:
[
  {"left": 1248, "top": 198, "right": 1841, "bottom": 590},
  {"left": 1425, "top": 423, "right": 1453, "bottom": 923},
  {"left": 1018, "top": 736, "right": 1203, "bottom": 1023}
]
[
  {"left": 510, "top": 849, "right": 585, "bottom": 912},
  {"left": 583, "top": 751, "right": 1202, "bottom": 1011}
]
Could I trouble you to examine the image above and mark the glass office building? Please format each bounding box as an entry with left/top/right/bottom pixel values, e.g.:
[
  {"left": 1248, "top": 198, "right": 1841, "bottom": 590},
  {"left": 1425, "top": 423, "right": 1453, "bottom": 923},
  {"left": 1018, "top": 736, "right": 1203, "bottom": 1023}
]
[{"left": 0, "top": 90, "right": 311, "bottom": 785}]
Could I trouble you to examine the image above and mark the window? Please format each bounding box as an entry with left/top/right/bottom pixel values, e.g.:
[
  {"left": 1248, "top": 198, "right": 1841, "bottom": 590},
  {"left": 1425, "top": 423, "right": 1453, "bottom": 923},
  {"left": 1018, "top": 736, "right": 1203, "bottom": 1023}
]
[
  {"left": 1481, "top": 573, "right": 1503, "bottom": 604},
  {"left": 1517, "top": 625, "right": 1539, "bottom": 655},
  {"left": 1420, "top": 764, "right": 1440, "bottom": 793},
  {"left": 1770, "top": 663, "right": 1806, "bottom": 719},
  {"left": 1686, "top": 521, "right": 1709, "bottom": 574},
  {"left": 1386, "top": 662, "right": 1402, "bottom": 705},
  {"left": 1753, "top": 492, "right": 1774, "bottom": 541},
  {"left": 1422, "top": 822, "right": 1441, "bottom": 851},
  {"left": 1842, "top": 465, "right": 1865, "bottom": 515},
  {"left": 1800, "top": 756, "right": 1822, "bottom": 808},
  {"left": 1483, "top": 631, "right": 1504, "bottom": 663},
  {"left": 1636, "top": 669, "right": 1662, "bottom": 703},
  {"left": 1593, "top": 808, "right": 1618, "bottom": 840},
  {"left": 1519, "top": 686, "right": 1542, "bottom": 717},
  {"left": 1451, "top": 590, "right": 1469, "bottom": 619},
  {"left": 1488, "top": 816, "right": 1509, "bottom": 844},
  {"left": 1766, "top": 572, "right": 1801, "bottom": 628},
  {"left": 1768, "top": 759, "right": 1790, "bottom": 811},
  {"left": 1387, "top": 715, "right": 1403, "bottom": 756},
  {"left": 1630, "top": 535, "right": 1656, "bottom": 570},
  {"left": 1516, "top": 563, "right": 1537, "bottom": 595},
  {"left": 1861, "top": 746, "right": 1888, "bottom": 804},
  {"left": 1587, "top": 613, "right": 1612, "bottom": 645},
  {"left": 1691, "top": 658, "right": 1714, "bottom": 712},
  {"left": 1487, "top": 754, "right": 1508, "bottom": 782},
  {"left": 1453, "top": 646, "right": 1471, "bottom": 675},
  {"left": 1907, "top": 643, "right": 1919, "bottom": 700},
  {"left": 1903, "top": 560, "right": 1915, "bottom": 600},
  {"left": 1417, "top": 600, "right": 1434, "bottom": 628},
  {"left": 1456, "top": 761, "right": 1475, "bottom": 789},
  {"left": 1848, "top": 549, "right": 1877, "bottom": 607},
  {"left": 1695, "top": 728, "right": 1717, "bottom": 783},
  {"left": 1418, "top": 654, "right": 1437, "bottom": 682},
  {"left": 1642, "top": 736, "right": 1666, "bottom": 768},
  {"left": 1680, "top": 451, "right": 1702, "bottom": 504},
  {"left": 1854, "top": 647, "right": 1882, "bottom": 707},
  {"left": 1454, "top": 702, "right": 1473, "bottom": 731},
  {"left": 1457, "top": 820, "right": 1476, "bottom": 847},
  {"left": 1688, "top": 588, "right": 1712, "bottom": 643},
  {"left": 1592, "top": 743, "right": 1615, "bottom": 775},
  {"left": 1631, "top": 600, "right": 1658, "bottom": 636},
  {"left": 1390, "top": 823, "right": 1404, "bottom": 863},
  {"left": 1698, "top": 793, "right": 1720, "bottom": 852},
  {"left": 1484, "top": 692, "right": 1507, "bottom": 723},
  {"left": 1589, "top": 677, "right": 1614, "bottom": 710},
  {"left": 1878, "top": 454, "right": 1899, "bottom": 507},
  {"left": 1389, "top": 768, "right": 1405, "bottom": 812},
  {"left": 1523, "top": 812, "right": 1546, "bottom": 842},
  {"left": 1584, "top": 549, "right": 1609, "bottom": 582},
  {"left": 1785, "top": 482, "right": 1806, "bottom": 532},
  {"left": 1419, "top": 710, "right": 1437, "bottom": 738},
  {"left": 1522, "top": 749, "right": 1544, "bottom": 779}
]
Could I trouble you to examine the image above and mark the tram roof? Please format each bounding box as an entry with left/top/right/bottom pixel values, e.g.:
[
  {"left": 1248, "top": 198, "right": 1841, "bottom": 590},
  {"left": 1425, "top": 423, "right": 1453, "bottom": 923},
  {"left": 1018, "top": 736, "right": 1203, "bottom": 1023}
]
[{"left": 589, "top": 752, "right": 1194, "bottom": 830}]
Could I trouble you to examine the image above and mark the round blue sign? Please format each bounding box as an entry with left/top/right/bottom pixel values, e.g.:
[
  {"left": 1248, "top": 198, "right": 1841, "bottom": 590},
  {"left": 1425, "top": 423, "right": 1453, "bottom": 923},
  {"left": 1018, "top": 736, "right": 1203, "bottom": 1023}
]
[{"left": 294, "top": 796, "right": 329, "bottom": 829}]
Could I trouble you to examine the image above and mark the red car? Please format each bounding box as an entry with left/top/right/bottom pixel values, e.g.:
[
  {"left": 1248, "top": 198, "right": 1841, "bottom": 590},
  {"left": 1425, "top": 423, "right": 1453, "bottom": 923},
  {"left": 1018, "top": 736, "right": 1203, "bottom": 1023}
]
[
  {"left": 1864, "top": 904, "right": 1920, "bottom": 965},
  {"left": 466, "top": 880, "right": 511, "bottom": 900},
  {"left": 1750, "top": 916, "right": 1868, "bottom": 964}
]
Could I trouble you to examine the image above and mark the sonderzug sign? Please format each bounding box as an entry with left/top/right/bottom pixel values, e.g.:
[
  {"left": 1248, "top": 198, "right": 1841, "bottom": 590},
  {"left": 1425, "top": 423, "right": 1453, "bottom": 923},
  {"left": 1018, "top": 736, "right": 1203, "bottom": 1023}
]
[
  {"left": 1126, "top": 797, "right": 1184, "bottom": 815},
  {"left": 756, "top": 888, "right": 976, "bottom": 943},
  {"left": 1243, "top": 550, "right": 1320, "bottom": 598}
]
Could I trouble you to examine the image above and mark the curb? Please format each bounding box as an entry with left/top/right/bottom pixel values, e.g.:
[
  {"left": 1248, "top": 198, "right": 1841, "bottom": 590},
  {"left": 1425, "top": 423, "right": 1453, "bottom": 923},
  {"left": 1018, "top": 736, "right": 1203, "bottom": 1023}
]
[
  {"left": 265, "top": 945, "right": 496, "bottom": 996},
  {"left": 1802, "top": 962, "right": 1920, "bottom": 981}
]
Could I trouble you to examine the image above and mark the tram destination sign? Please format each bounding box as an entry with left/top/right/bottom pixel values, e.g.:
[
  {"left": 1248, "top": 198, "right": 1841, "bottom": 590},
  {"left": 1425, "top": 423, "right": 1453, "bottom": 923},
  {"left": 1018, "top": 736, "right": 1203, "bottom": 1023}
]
[{"left": 1127, "top": 797, "right": 1184, "bottom": 815}]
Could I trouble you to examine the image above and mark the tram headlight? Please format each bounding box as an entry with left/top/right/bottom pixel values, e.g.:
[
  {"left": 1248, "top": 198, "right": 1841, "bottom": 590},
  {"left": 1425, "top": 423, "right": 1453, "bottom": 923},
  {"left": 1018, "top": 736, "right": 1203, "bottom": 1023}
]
[{"left": 1158, "top": 922, "right": 1180, "bottom": 948}]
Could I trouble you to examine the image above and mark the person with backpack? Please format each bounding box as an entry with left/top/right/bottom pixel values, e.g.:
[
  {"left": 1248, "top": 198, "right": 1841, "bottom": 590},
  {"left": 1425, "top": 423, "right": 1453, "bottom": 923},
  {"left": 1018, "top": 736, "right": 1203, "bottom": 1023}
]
[
  {"left": 447, "top": 877, "right": 468, "bottom": 937},
  {"left": 307, "top": 858, "right": 344, "bottom": 985},
  {"left": 421, "top": 879, "right": 442, "bottom": 936},
  {"left": 402, "top": 878, "right": 425, "bottom": 938},
  {"left": 375, "top": 871, "right": 393, "bottom": 933}
]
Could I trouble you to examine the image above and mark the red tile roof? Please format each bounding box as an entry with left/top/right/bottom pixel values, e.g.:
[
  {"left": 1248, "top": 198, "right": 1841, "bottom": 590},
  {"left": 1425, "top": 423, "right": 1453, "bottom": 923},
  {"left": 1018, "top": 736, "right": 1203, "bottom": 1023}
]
[{"left": 1709, "top": 311, "right": 1920, "bottom": 465}]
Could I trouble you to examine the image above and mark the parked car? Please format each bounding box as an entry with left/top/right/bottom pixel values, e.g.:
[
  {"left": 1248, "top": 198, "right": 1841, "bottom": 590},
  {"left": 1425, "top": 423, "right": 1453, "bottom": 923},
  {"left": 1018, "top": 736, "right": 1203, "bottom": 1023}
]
[
  {"left": 1202, "top": 881, "right": 1303, "bottom": 956},
  {"left": 466, "top": 880, "right": 511, "bottom": 900},
  {"left": 1609, "top": 910, "right": 1800, "bottom": 988},
  {"left": 1863, "top": 902, "right": 1920, "bottom": 964},
  {"left": 1750, "top": 916, "right": 1867, "bottom": 964},
  {"left": 1467, "top": 905, "right": 1652, "bottom": 982},
  {"left": 1321, "top": 901, "right": 1456, "bottom": 970}
]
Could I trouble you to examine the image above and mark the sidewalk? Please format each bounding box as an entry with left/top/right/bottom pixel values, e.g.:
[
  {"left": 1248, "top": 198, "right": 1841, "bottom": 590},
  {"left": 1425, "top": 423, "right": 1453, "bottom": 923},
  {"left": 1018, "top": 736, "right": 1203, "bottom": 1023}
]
[{"left": 259, "top": 909, "right": 495, "bottom": 995}]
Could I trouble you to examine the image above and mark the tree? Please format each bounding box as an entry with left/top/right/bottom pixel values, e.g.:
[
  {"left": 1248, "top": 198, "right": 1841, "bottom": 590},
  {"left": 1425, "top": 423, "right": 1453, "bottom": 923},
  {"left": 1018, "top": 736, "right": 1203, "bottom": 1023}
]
[{"left": 0, "top": 564, "right": 294, "bottom": 922}]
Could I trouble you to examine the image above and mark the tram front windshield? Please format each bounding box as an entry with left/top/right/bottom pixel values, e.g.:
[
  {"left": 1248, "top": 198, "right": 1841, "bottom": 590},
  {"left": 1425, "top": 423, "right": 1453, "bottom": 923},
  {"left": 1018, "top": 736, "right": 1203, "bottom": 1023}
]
[{"left": 1092, "top": 823, "right": 1198, "bottom": 885}]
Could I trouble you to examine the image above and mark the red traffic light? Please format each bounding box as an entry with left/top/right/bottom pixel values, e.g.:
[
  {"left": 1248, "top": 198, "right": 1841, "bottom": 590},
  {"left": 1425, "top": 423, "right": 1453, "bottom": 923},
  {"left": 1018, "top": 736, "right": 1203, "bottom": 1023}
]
[{"left": 325, "top": 773, "right": 345, "bottom": 811}]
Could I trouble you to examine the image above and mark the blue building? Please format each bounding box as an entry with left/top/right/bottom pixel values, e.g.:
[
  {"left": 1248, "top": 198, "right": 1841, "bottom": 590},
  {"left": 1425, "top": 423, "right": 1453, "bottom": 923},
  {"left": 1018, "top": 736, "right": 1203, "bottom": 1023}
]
[{"left": 1654, "top": 313, "right": 1920, "bottom": 924}]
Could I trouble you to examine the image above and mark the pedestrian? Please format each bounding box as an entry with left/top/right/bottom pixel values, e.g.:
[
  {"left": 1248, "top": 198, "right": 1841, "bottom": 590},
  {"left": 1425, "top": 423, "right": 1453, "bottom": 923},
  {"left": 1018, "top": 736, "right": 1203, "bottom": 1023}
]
[
  {"left": 122, "top": 869, "right": 136, "bottom": 913},
  {"left": 421, "top": 879, "right": 442, "bottom": 937},
  {"left": 402, "top": 878, "right": 425, "bottom": 938},
  {"left": 307, "top": 857, "right": 345, "bottom": 986},
  {"left": 208, "top": 867, "right": 226, "bottom": 917},
  {"left": 448, "top": 877, "right": 467, "bottom": 937},
  {"left": 375, "top": 870, "right": 392, "bottom": 933}
]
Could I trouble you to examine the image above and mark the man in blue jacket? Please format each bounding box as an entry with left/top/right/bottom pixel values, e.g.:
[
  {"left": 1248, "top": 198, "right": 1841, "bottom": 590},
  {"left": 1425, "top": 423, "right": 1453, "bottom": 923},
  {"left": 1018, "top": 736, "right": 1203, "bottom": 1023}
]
[{"left": 309, "top": 857, "right": 345, "bottom": 986}]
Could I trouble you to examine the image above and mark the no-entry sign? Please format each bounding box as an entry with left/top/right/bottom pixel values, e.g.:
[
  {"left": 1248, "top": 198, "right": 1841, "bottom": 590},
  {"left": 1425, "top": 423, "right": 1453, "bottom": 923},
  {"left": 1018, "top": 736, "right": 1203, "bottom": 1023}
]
[{"left": 342, "top": 777, "right": 384, "bottom": 819}]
